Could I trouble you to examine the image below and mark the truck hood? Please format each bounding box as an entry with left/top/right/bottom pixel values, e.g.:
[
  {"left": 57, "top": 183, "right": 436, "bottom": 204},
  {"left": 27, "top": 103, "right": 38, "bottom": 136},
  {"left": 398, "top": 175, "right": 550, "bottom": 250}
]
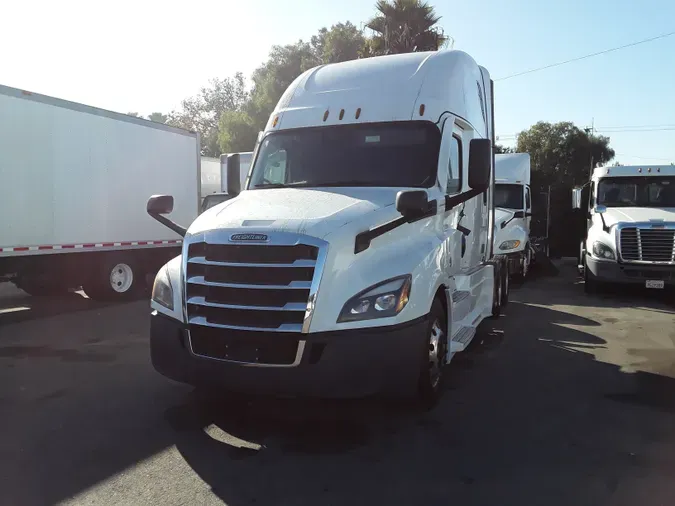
[
  {"left": 495, "top": 208, "right": 514, "bottom": 228},
  {"left": 602, "top": 207, "right": 675, "bottom": 227},
  {"left": 188, "top": 187, "right": 400, "bottom": 239}
]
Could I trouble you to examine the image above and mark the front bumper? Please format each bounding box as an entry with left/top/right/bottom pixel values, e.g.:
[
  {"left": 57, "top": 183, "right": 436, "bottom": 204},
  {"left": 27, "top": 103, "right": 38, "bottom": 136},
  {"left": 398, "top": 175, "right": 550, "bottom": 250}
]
[
  {"left": 586, "top": 256, "right": 675, "bottom": 286},
  {"left": 150, "top": 312, "right": 428, "bottom": 399}
]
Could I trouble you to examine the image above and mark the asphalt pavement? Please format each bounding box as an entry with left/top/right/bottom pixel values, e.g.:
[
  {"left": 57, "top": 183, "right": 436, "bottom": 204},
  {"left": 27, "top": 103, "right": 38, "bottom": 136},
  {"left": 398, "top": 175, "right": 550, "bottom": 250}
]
[{"left": 2, "top": 265, "right": 675, "bottom": 506}]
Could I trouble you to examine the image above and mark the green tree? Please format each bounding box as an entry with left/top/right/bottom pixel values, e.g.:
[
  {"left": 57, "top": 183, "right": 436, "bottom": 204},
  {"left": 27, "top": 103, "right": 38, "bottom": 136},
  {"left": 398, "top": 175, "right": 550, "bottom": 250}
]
[
  {"left": 495, "top": 144, "right": 515, "bottom": 154},
  {"left": 218, "top": 110, "right": 258, "bottom": 153},
  {"left": 147, "top": 112, "right": 168, "bottom": 124},
  {"left": 167, "top": 73, "right": 249, "bottom": 156},
  {"left": 516, "top": 121, "right": 615, "bottom": 191},
  {"left": 311, "top": 22, "right": 367, "bottom": 63},
  {"left": 246, "top": 41, "right": 320, "bottom": 130},
  {"left": 366, "top": 0, "right": 447, "bottom": 55}
]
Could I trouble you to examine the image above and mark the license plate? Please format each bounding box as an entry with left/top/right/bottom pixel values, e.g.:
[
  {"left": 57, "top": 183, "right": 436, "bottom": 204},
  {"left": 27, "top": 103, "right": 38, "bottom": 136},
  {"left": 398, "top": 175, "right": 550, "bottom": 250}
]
[{"left": 645, "top": 280, "right": 665, "bottom": 289}]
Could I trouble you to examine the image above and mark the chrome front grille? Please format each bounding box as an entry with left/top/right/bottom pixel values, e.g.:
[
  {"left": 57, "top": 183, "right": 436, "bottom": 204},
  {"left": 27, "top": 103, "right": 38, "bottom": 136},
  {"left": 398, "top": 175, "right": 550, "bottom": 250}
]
[
  {"left": 620, "top": 227, "right": 675, "bottom": 263},
  {"left": 185, "top": 239, "right": 321, "bottom": 333},
  {"left": 183, "top": 233, "right": 327, "bottom": 366}
]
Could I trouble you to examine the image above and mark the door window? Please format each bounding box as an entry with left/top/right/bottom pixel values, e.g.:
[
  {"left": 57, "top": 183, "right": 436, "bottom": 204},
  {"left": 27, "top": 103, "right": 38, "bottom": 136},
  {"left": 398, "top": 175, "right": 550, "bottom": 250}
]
[{"left": 447, "top": 135, "right": 461, "bottom": 194}]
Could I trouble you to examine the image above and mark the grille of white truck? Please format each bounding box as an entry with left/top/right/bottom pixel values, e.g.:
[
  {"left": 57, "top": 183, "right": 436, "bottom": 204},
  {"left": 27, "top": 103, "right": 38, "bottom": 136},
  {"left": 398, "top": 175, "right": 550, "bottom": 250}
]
[
  {"left": 620, "top": 228, "right": 675, "bottom": 262},
  {"left": 183, "top": 239, "right": 322, "bottom": 363}
]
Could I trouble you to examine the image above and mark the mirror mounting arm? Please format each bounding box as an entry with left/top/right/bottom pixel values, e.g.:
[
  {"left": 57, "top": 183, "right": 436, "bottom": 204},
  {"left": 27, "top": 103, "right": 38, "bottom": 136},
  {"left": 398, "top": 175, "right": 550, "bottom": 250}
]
[{"left": 148, "top": 212, "right": 187, "bottom": 237}]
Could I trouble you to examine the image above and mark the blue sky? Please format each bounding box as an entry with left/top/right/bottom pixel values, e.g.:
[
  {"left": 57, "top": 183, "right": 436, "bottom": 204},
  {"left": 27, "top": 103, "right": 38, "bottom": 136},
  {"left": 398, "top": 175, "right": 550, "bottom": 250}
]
[{"left": 2, "top": 0, "right": 674, "bottom": 164}]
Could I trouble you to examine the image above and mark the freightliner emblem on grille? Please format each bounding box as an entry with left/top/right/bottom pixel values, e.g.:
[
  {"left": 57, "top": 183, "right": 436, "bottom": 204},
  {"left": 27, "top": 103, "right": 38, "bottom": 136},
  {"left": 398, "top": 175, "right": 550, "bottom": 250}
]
[{"left": 230, "top": 233, "right": 269, "bottom": 242}]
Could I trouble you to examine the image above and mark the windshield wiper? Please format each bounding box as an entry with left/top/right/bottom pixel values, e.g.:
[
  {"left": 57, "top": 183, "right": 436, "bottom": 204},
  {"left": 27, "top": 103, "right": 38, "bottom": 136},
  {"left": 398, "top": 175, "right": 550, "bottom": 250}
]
[{"left": 253, "top": 181, "right": 308, "bottom": 189}]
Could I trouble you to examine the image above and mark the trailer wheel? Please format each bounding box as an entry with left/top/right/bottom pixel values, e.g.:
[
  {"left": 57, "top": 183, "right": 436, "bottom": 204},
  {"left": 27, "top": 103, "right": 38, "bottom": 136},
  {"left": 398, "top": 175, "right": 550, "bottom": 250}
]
[
  {"left": 83, "top": 256, "right": 142, "bottom": 301},
  {"left": 491, "top": 262, "right": 503, "bottom": 317},
  {"left": 416, "top": 298, "right": 447, "bottom": 409}
]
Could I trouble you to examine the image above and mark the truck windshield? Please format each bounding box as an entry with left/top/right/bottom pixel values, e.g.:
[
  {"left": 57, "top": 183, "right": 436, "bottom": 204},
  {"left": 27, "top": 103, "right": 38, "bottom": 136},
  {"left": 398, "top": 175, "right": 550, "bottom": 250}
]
[
  {"left": 494, "top": 184, "right": 523, "bottom": 210},
  {"left": 248, "top": 122, "right": 440, "bottom": 189},
  {"left": 597, "top": 176, "right": 675, "bottom": 208}
]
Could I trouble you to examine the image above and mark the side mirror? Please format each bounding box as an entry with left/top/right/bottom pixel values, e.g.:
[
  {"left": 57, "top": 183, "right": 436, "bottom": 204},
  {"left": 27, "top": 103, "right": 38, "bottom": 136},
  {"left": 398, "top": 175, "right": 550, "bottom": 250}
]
[
  {"left": 572, "top": 187, "right": 582, "bottom": 209},
  {"left": 595, "top": 204, "right": 607, "bottom": 214},
  {"left": 396, "top": 190, "right": 429, "bottom": 219},
  {"left": 201, "top": 193, "right": 234, "bottom": 214},
  {"left": 226, "top": 153, "right": 241, "bottom": 196},
  {"left": 468, "top": 138, "right": 491, "bottom": 191},
  {"left": 146, "top": 194, "right": 186, "bottom": 237},
  {"left": 513, "top": 210, "right": 525, "bottom": 219},
  {"left": 147, "top": 195, "right": 174, "bottom": 215}
]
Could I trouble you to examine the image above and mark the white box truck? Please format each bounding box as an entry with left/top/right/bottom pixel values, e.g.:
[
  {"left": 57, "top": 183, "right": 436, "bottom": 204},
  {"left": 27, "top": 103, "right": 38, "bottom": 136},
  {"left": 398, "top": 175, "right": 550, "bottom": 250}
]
[
  {"left": 493, "top": 153, "right": 533, "bottom": 280},
  {"left": 0, "top": 84, "right": 200, "bottom": 300},
  {"left": 147, "top": 50, "right": 509, "bottom": 406},
  {"left": 573, "top": 164, "right": 675, "bottom": 292}
]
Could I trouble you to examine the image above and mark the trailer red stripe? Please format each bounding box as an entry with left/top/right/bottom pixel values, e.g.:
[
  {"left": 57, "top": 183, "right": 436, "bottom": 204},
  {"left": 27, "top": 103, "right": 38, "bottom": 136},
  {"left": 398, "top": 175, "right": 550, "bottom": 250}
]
[{"left": 1, "top": 240, "right": 182, "bottom": 253}]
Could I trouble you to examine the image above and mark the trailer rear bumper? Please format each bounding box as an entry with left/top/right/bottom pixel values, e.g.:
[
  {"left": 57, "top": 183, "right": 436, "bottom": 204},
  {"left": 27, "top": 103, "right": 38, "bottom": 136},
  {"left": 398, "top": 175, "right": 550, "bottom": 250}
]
[
  {"left": 150, "top": 311, "right": 428, "bottom": 399},
  {"left": 586, "top": 257, "right": 675, "bottom": 286}
]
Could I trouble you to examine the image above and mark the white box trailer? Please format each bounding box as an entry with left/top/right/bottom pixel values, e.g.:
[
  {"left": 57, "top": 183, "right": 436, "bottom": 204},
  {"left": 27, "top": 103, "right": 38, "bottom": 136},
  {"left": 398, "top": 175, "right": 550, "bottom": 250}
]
[
  {"left": 200, "top": 156, "right": 221, "bottom": 200},
  {"left": 0, "top": 84, "right": 200, "bottom": 300}
]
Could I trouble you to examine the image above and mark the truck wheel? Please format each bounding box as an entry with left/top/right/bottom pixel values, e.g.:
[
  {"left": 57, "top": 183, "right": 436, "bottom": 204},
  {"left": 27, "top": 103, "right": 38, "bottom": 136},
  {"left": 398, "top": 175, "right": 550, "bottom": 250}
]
[
  {"left": 491, "top": 263, "right": 503, "bottom": 317},
  {"left": 14, "top": 276, "right": 70, "bottom": 297},
  {"left": 417, "top": 298, "right": 447, "bottom": 409},
  {"left": 583, "top": 255, "right": 600, "bottom": 294},
  {"left": 83, "top": 256, "right": 142, "bottom": 301}
]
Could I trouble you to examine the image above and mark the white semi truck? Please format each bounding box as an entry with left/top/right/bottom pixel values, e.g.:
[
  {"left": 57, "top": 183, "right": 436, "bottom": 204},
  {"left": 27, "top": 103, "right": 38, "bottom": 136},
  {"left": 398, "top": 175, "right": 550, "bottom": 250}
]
[
  {"left": 0, "top": 84, "right": 200, "bottom": 299},
  {"left": 493, "top": 153, "right": 533, "bottom": 280},
  {"left": 573, "top": 165, "right": 675, "bottom": 292},
  {"left": 147, "top": 50, "right": 509, "bottom": 406}
]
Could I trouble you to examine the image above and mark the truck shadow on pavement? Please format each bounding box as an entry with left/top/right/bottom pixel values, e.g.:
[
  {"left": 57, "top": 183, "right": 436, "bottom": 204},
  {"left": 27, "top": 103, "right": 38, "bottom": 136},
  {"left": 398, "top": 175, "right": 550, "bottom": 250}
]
[
  {"left": 161, "top": 293, "right": 675, "bottom": 505},
  {"left": 0, "top": 284, "right": 115, "bottom": 326}
]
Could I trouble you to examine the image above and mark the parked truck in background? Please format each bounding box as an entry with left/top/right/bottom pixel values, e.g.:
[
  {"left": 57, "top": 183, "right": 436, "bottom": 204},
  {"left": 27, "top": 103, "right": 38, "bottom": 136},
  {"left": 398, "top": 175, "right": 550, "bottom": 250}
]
[
  {"left": 200, "top": 152, "right": 253, "bottom": 212},
  {"left": 147, "top": 50, "right": 509, "bottom": 406},
  {"left": 0, "top": 84, "right": 200, "bottom": 300},
  {"left": 573, "top": 165, "right": 675, "bottom": 292},
  {"left": 493, "top": 153, "right": 533, "bottom": 280}
]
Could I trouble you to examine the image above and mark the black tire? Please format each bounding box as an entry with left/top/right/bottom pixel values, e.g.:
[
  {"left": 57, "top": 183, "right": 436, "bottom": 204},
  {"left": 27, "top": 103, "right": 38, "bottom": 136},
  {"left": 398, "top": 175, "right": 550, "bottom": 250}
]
[
  {"left": 583, "top": 255, "right": 601, "bottom": 294},
  {"left": 14, "top": 276, "right": 70, "bottom": 297},
  {"left": 417, "top": 298, "right": 448, "bottom": 409},
  {"left": 82, "top": 255, "right": 142, "bottom": 301},
  {"left": 491, "top": 262, "right": 503, "bottom": 317}
]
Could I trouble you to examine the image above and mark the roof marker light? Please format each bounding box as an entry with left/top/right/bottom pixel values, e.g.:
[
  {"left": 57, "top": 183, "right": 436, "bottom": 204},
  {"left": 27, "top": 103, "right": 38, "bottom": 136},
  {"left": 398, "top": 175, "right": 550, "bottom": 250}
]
[
  {"left": 638, "top": 168, "right": 642, "bottom": 173},
  {"left": 419, "top": 104, "right": 425, "bottom": 116},
  {"left": 648, "top": 167, "right": 652, "bottom": 173},
  {"left": 272, "top": 116, "right": 279, "bottom": 127},
  {"left": 355, "top": 108, "right": 361, "bottom": 119},
  {"left": 323, "top": 110, "right": 329, "bottom": 122},
  {"left": 657, "top": 167, "right": 661, "bottom": 172},
  {"left": 339, "top": 109, "right": 345, "bottom": 120}
]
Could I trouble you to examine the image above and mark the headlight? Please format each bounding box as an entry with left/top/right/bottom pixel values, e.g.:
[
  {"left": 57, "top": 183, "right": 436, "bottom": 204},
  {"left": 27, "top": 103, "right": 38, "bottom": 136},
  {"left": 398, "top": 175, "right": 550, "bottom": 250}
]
[
  {"left": 592, "top": 241, "right": 615, "bottom": 260},
  {"left": 499, "top": 240, "right": 521, "bottom": 251},
  {"left": 151, "top": 267, "right": 174, "bottom": 310},
  {"left": 338, "top": 275, "right": 411, "bottom": 323}
]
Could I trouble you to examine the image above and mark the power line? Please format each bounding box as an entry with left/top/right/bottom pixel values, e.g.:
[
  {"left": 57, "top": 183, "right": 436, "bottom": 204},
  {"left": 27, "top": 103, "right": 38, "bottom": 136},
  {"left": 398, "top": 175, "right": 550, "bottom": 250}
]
[
  {"left": 614, "top": 153, "right": 674, "bottom": 162},
  {"left": 495, "top": 30, "right": 675, "bottom": 81}
]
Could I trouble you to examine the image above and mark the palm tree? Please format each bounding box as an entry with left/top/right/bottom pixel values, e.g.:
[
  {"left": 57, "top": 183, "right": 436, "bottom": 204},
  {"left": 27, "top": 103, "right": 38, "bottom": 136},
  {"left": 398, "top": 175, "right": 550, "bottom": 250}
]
[{"left": 366, "top": 0, "right": 448, "bottom": 55}]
